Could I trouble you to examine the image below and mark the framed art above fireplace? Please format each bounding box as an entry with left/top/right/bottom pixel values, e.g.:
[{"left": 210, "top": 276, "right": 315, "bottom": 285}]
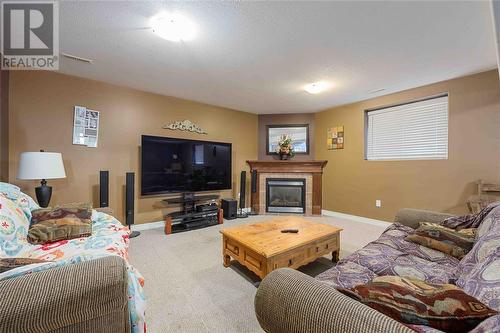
[{"left": 266, "top": 124, "right": 309, "bottom": 155}]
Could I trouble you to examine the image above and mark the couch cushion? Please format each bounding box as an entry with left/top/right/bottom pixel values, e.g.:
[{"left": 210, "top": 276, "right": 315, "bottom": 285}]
[
  {"left": 316, "top": 261, "right": 377, "bottom": 288},
  {"left": 458, "top": 249, "right": 500, "bottom": 312},
  {"left": 0, "top": 195, "right": 31, "bottom": 257},
  {"left": 457, "top": 204, "right": 500, "bottom": 287},
  {"left": 374, "top": 223, "right": 460, "bottom": 266},
  {"left": 346, "top": 223, "right": 459, "bottom": 284}
]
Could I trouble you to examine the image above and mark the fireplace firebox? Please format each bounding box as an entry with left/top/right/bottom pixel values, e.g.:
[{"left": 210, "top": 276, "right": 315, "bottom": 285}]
[{"left": 266, "top": 178, "right": 306, "bottom": 214}]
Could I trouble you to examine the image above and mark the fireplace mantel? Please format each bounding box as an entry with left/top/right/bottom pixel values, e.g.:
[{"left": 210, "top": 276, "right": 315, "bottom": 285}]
[
  {"left": 246, "top": 160, "right": 328, "bottom": 173},
  {"left": 246, "top": 160, "right": 328, "bottom": 215}
]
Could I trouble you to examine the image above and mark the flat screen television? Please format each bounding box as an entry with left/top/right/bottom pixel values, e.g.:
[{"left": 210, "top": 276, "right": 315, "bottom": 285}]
[{"left": 141, "top": 135, "right": 232, "bottom": 195}]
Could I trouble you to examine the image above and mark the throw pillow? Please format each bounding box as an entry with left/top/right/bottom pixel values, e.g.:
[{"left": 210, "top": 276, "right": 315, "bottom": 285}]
[
  {"left": 0, "top": 257, "right": 49, "bottom": 273},
  {"left": 28, "top": 203, "right": 93, "bottom": 245},
  {"left": 337, "top": 276, "right": 498, "bottom": 333},
  {"left": 406, "top": 222, "right": 475, "bottom": 259}
]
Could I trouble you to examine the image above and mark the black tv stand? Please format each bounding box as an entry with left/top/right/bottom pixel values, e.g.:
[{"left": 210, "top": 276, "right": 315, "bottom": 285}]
[{"left": 163, "top": 193, "right": 222, "bottom": 234}]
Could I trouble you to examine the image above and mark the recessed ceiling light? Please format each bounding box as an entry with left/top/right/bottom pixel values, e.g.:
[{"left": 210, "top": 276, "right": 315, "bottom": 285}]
[
  {"left": 150, "top": 12, "right": 196, "bottom": 42},
  {"left": 304, "top": 81, "right": 330, "bottom": 94}
]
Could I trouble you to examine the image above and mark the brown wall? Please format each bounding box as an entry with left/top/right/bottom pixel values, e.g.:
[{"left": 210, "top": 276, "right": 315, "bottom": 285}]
[
  {"left": 0, "top": 70, "right": 8, "bottom": 182},
  {"left": 258, "top": 113, "right": 315, "bottom": 161},
  {"left": 8, "top": 71, "right": 258, "bottom": 224},
  {"left": 315, "top": 70, "right": 500, "bottom": 221}
]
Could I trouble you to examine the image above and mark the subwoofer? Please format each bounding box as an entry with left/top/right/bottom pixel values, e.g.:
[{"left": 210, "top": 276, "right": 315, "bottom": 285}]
[
  {"left": 126, "top": 172, "right": 140, "bottom": 238},
  {"left": 99, "top": 171, "right": 109, "bottom": 208},
  {"left": 222, "top": 198, "right": 237, "bottom": 220}
]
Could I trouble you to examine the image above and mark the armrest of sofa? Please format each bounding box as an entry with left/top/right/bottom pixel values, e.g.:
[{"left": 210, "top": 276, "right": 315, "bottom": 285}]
[
  {"left": 0, "top": 256, "right": 129, "bottom": 333},
  {"left": 255, "top": 268, "right": 414, "bottom": 333},
  {"left": 394, "top": 208, "right": 455, "bottom": 229}
]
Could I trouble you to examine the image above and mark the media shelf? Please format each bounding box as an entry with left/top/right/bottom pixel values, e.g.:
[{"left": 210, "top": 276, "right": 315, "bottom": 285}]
[{"left": 163, "top": 194, "right": 223, "bottom": 234}]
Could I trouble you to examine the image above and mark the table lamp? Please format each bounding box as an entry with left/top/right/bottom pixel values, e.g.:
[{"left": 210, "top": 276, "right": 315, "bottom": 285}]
[{"left": 17, "top": 151, "right": 66, "bottom": 208}]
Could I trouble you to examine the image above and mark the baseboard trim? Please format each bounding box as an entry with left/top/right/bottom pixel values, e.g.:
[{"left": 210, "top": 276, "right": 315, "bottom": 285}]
[
  {"left": 321, "top": 210, "right": 391, "bottom": 228},
  {"left": 131, "top": 221, "right": 164, "bottom": 231},
  {"left": 131, "top": 210, "right": 391, "bottom": 231}
]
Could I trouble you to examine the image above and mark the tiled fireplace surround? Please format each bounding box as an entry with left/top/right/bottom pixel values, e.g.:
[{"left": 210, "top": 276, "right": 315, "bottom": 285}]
[{"left": 247, "top": 160, "right": 328, "bottom": 216}]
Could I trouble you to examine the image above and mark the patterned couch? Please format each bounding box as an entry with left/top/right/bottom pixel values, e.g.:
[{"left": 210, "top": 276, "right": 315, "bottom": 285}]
[
  {"left": 0, "top": 182, "right": 146, "bottom": 333},
  {"left": 255, "top": 205, "right": 500, "bottom": 333}
]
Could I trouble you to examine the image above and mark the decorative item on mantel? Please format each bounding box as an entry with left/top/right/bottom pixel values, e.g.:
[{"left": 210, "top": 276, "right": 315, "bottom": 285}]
[
  {"left": 163, "top": 120, "right": 207, "bottom": 134},
  {"left": 276, "top": 134, "right": 294, "bottom": 160}
]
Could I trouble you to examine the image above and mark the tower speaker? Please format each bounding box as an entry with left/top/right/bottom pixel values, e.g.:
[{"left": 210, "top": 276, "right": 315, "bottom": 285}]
[
  {"left": 249, "top": 170, "right": 258, "bottom": 215},
  {"left": 125, "top": 172, "right": 140, "bottom": 238},
  {"left": 99, "top": 171, "right": 109, "bottom": 208},
  {"left": 221, "top": 198, "right": 237, "bottom": 220},
  {"left": 237, "top": 171, "right": 248, "bottom": 218},
  {"left": 251, "top": 170, "right": 257, "bottom": 193}
]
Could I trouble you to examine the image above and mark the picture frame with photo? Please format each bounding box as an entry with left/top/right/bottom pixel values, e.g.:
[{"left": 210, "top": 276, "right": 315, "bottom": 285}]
[{"left": 73, "top": 105, "right": 100, "bottom": 148}]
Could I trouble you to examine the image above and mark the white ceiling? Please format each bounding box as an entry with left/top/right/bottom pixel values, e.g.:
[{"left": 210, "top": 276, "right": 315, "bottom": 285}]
[{"left": 58, "top": 1, "right": 497, "bottom": 114}]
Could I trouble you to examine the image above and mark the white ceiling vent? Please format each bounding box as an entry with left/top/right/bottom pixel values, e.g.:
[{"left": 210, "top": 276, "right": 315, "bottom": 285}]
[{"left": 62, "top": 53, "right": 93, "bottom": 64}]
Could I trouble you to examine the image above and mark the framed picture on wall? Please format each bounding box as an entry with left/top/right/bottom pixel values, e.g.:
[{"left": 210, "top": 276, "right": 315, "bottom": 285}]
[{"left": 266, "top": 124, "right": 309, "bottom": 154}]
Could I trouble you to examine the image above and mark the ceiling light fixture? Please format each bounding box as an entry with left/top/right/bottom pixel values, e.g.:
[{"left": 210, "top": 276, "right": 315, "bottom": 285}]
[
  {"left": 304, "top": 81, "right": 330, "bottom": 94},
  {"left": 150, "top": 12, "right": 196, "bottom": 42}
]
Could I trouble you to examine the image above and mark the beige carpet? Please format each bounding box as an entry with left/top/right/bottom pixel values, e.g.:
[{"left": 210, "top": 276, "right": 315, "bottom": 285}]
[{"left": 128, "top": 215, "right": 388, "bottom": 333}]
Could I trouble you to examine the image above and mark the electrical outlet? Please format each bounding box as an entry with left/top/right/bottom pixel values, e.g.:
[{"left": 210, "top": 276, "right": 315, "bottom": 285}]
[{"left": 375, "top": 200, "right": 382, "bottom": 208}]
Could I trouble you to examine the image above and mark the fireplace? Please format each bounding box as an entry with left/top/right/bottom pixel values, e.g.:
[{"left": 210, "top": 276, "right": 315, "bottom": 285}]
[{"left": 266, "top": 178, "right": 306, "bottom": 214}]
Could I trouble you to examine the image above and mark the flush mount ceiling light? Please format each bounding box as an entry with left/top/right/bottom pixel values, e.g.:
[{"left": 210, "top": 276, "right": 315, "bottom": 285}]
[
  {"left": 304, "top": 81, "right": 330, "bottom": 94},
  {"left": 150, "top": 12, "right": 196, "bottom": 42}
]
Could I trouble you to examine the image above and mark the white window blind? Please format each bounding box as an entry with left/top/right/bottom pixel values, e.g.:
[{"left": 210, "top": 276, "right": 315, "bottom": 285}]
[{"left": 366, "top": 95, "right": 448, "bottom": 160}]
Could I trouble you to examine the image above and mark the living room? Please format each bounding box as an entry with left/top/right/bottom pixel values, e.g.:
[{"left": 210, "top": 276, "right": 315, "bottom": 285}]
[{"left": 1, "top": 1, "right": 500, "bottom": 333}]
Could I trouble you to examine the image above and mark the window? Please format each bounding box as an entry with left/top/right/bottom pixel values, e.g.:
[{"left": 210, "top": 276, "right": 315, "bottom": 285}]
[{"left": 365, "top": 94, "right": 448, "bottom": 161}]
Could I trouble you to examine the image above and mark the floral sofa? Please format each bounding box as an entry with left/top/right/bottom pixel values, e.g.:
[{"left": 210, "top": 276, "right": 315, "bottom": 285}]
[
  {"left": 0, "top": 182, "right": 146, "bottom": 333},
  {"left": 255, "top": 204, "right": 500, "bottom": 333}
]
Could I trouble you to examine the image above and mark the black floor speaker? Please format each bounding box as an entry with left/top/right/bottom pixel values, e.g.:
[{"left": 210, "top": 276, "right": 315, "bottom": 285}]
[
  {"left": 249, "top": 170, "right": 258, "bottom": 215},
  {"left": 222, "top": 198, "right": 237, "bottom": 220},
  {"left": 126, "top": 172, "right": 140, "bottom": 238},
  {"left": 99, "top": 171, "right": 109, "bottom": 208},
  {"left": 238, "top": 171, "right": 248, "bottom": 218},
  {"left": 251, "top": 170, "right": 257, "bottom": 193}
]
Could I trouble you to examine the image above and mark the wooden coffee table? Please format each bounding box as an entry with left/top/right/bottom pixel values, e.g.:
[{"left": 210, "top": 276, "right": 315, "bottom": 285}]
[{"left": 220, "top": 216, "right": 342, "bottom": 279}]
